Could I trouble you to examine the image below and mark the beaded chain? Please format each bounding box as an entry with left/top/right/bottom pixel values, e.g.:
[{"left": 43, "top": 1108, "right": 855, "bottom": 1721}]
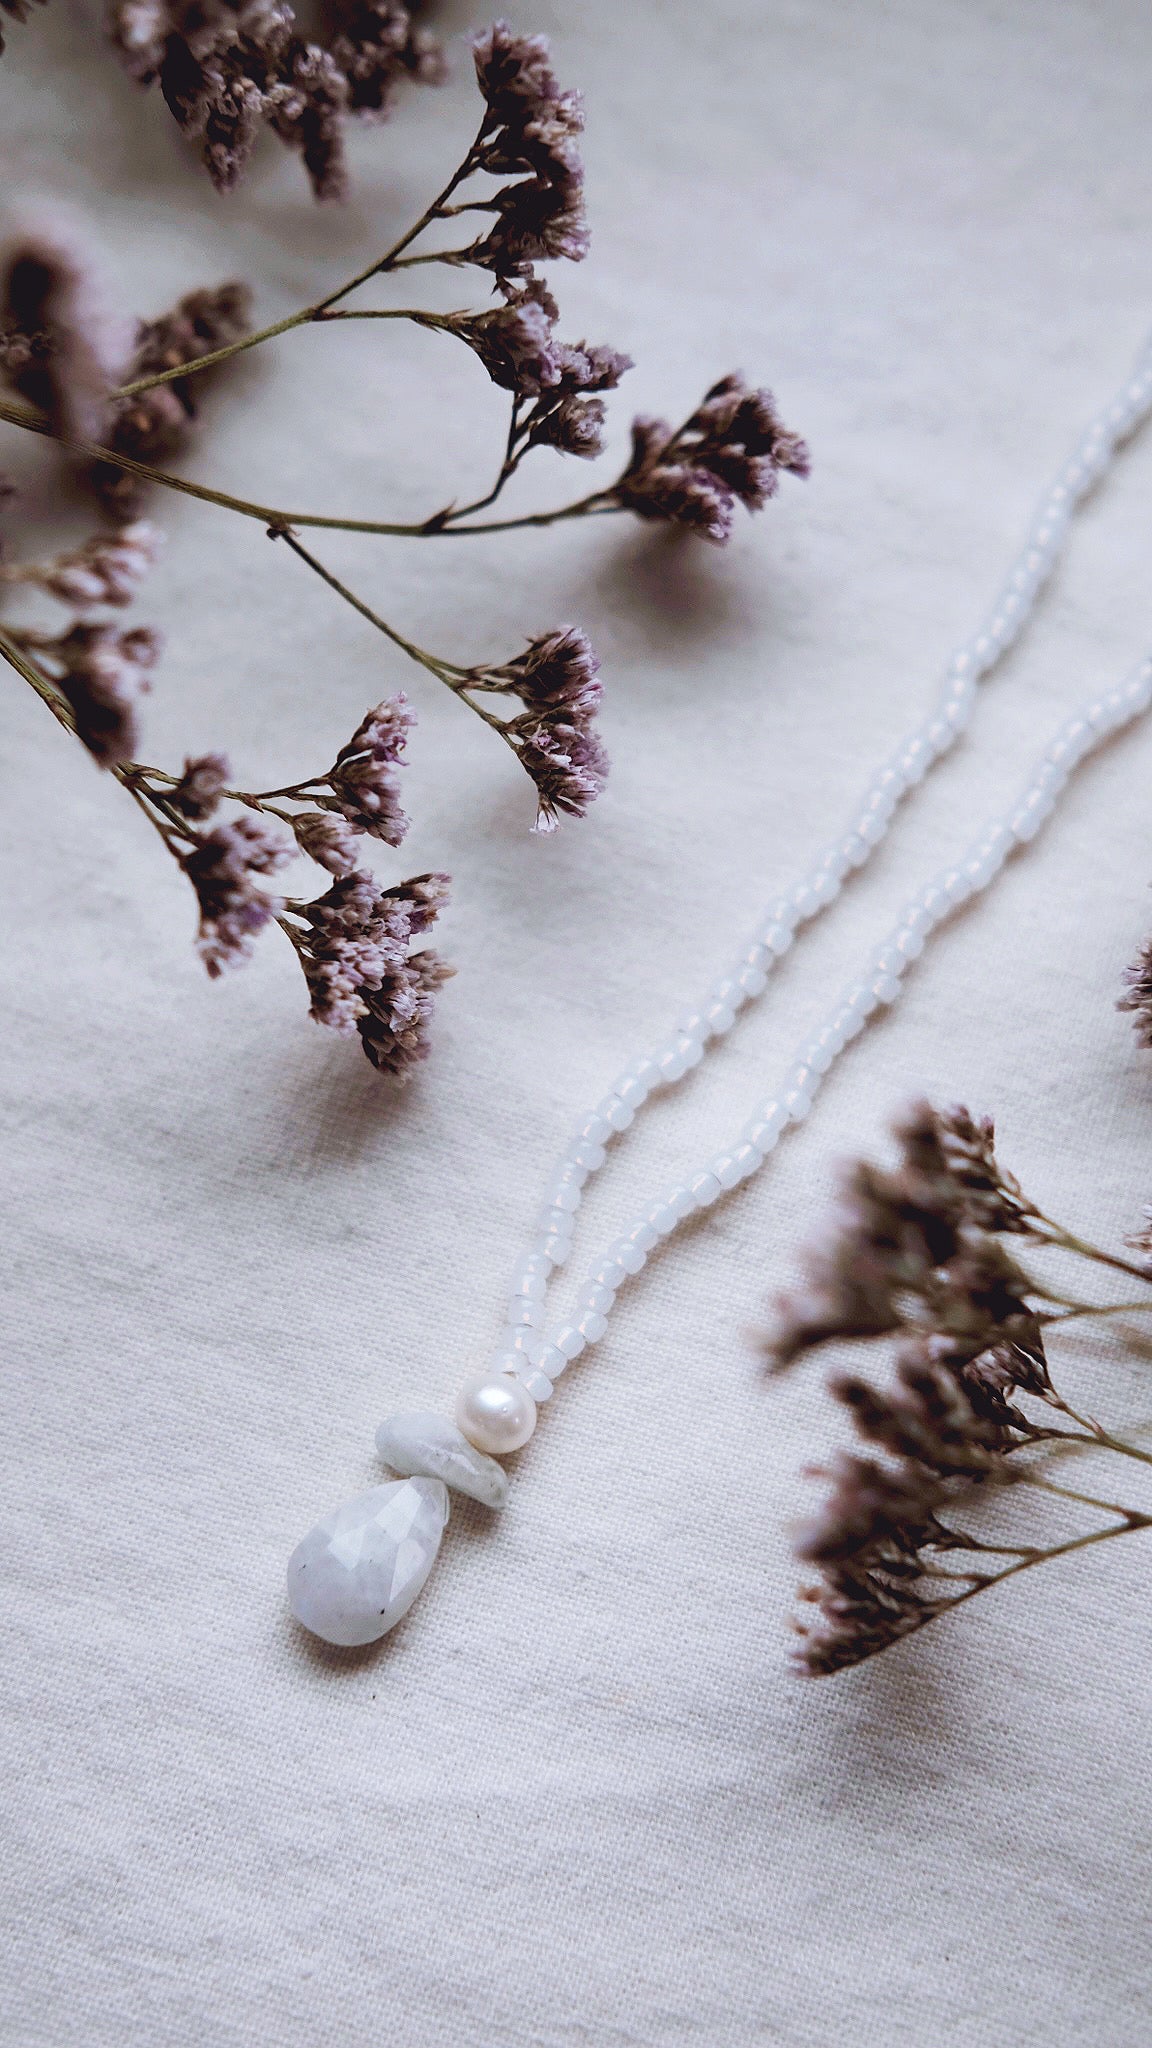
[{"left": 286, "top": 335, "right": 1152, "bottom": 1647}]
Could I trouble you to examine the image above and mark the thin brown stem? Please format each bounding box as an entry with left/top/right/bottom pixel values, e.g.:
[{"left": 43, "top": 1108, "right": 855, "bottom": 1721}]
[{"left": 0, "top": 394, "right": 624, "bottom": 541}]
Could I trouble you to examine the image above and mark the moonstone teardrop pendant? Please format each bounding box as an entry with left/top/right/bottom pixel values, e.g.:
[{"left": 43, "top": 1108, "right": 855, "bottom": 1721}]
[{"left": 287, "top": 1476, "right": 449, "bottom": 1648}]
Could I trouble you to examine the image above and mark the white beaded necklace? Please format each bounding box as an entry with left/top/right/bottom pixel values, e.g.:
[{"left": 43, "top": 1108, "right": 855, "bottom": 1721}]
[{"left": 287, "top": 337, "right": 1152, "bottom": 1649}]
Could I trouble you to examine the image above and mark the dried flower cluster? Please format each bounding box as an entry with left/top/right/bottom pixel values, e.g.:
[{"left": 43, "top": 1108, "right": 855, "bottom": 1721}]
[
  {"left": 1, "top": 21, "right": 808, "bottom": 1074},
  {"left": 1118, "top": 929, "right": 1152, "bottom": 1047},
  {"left": 104, "top": 0, "right": 444, "bottom": 199},
  {"left": 768, "top": 1103, "right": 1152, "bottom": 1678}
]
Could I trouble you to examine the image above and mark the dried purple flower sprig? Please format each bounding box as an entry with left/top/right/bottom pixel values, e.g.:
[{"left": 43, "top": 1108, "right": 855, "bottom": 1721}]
[
  {"left": 1, "top": 22, "right": 807, "bottom": 559},
  {"left": 767, "top": 1102, "right": 1152, "bottom": 1678},
  {"left": 1119, "top": 929, "right": 1152, "bottom": 1047},
  {"left": 98, "top": 0, "right": 444, "bottom": 202},
  {"left": 1, "top": 614, "right": 452, "bottom": 1073}
]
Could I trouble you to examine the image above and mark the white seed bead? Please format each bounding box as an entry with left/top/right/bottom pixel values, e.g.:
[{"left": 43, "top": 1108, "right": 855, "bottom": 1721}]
[
  {"left": 738, "top": 964, "right": 769, "bottom": 997},
  {"left": 576, "top": 1308, "right": 608, "bottom": 1341},
  {"left": 511, "top": 1362, "right": 554, "bottom": 1402},
  {"left": 712, "top": 1153, "right": 741, "bottom": 1190},
  {"left": 541, "top": 1232, "right": 571, "bottom": 1266},
  {"left": 650, "top": 1199, "right": 681, "bottom": 1234},
  {"left": 704, "top": 1003, "right": 737, "bottom": 1037},
  {"left": 507, "top": 1329, "right": 545, "bottom": 1363},
  {"left": 536, "top": 1343, "right": 568, "bottom": 1381},
  {"left": 456, "top": 1373, "right": 538, "bottom": 1455},
  {"left": 594, "top": 1257, "right": 628, "bottom": 1291},
  {"left": 507, "top": 1298, "right": 544, "bottom": 1329},
  {"left": 730, "top": 1142, "right": 762, "bottom": 1183},
  {"left": 627, "top": 1219, "right": 659, "bottom": 1253},
  {"left": 581, "top": 1113, "right": 613, "bottom": 1146},
  {"left": 607, "top": 1238, "right": 646, "bottom": 1275},
  {"left": 690, "top": 1171, "right": 723, "bottom": 1207},
  {"left": 573, "top": 1138, "right": 607, "bottom": 1171},
  {"left": 582, "top": 1280, "right": 616, "bottom": 1314}
]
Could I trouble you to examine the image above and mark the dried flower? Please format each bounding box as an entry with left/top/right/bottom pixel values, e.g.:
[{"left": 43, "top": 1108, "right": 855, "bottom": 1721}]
[
  {"left": 91, "top": 283, "right": 252, "bottom": 521},
  {"left": 515, "top": 711, "right": 609, "bottom": 833},
  {"left": 614, "top": 376, "right": 810, "bottom": 543},
  {"left": 291, "top": 809, "right": 363, "bottom": 875},
  {"left": 41, "top": 621, "right": 160, "bottom": 767},
  {"left": 106, "top": 0, "right": 442, "bottom": 200},
  {"left": 7, "top": 522, "right": 162, "bottom": 612},
  {"left": 488, "top": 623, "right": 602, "bottom": 715},
  {"left": 0, "top": 236, "right": 121, "bottom": 443},
  {"left": 467, "top": 23, "right": 589, "bottom": 275},
  {"left": 290, "top": 867, "right": 452, "bottom": 1072},
  {"left": 1118, "top": 933, "right": 1152, "bottom": 1047},
  {"left": 180, "top": 813, "right": 291, "bottom": 977},
  {"left": 453, "top": 278, "right": 562, "bottom": 396},
  {"left": 168, "top": 751, "right": 231, "bottom": 820},
  {"left": 766, "top": 1101, "right": 1043, "bottom": 1370},
  {"left": 775, "top": 1102, "right": 1152, "bottom": 1677},
  {"left": 325, "top": 693, "right": 414, "bottom": 845}
]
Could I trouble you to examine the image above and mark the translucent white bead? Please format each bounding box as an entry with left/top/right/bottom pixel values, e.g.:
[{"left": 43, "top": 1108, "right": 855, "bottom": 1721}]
[
  {"left": 712, "top": 1153, "right": 742, "bottom": 1190},
  {"left": 730, "top": 1141, "right": 762, "bottom": 1182},
  {"left": 538, "top": 1205, "right": 574, "bottom": 1241},
  {"left": 582, "top": 1281, "right": 616, "bottom": 1315},
  {"left": 690, "top": 1171, "right": 722, "bottom": 1207},
  {"left": 627, "top": 1219, "right": 659, "bottom": 1253},
  {"left": 511, "top": 1362, "right": 554, "bottom": 1403},
  {"left": 783, "top": 1088, "right": 813, "bottom": 1121},
  {"left": 613, "top": 1072, "right": 649, "bottom": 1111},
  {"left": 608, "top": 1238, "right": 646, "bottom": 1275},
  {"left": 742, "top": 943, "right": 773, "bottom": 973},
  {"left": 507, "top": 1328, "right": 545, "bottom": 1363},
  {"left": 675, "top": 1010, "right": 707, "bottom": 1041},
  {"left": 1009, "top": 788, "right": 1055, "bottom": 841},
  {"left": 679, "top": 1037, "right": 704, "bottom": 1068},
  {"left": 704, "top": 1003, "right": 737, "bottom": 1036},
  {"left": 547, "top": 1183, "right": 581, "bottom": 1214},
  {"left": 737, "top": 964, "right": 768, "bottom": 998},
  {"left": 606, "top": 1098, "right": 634, "bottom": 1132},
  {"left": 508, "top": 1298, "right": 544, "bottom": 1328},
  {"left": 573, "top": 1138, "right": 607, "bottom": 1171},
  {"left": 541, "top": 1232, "right": 571, "bottom": 1266},
  {"left": 554, "top": 1158, "right": 590, "bottom": 1189},
  {"left": 510, "top": 1263, "right": 547, "bottom": 1300},
  {"left": 662, "top": 1185, "right": 696, "bottom": 1222},
  {"left": 742, "top": 1102, "right": 787, "bottom": 1151},
  {"left": 839, "top": 832, "right": 870, "bottom": 869},
  {"left": 763, "top": 923, "right": 794, "bottom": 956},
  {"left": 811, "top": 868, "right": 841, "bottom": 907},
  {"left": 553, "top": 1325, "right": 586, "bottom": 1361},
  {"left": 581, "top": 1113, "right": 613, "bottom": 1146},
  {"left": 594, "top": 1257, "right": 627, "bottom": 1291},
  {"left": 871, "top": 973, "right": 901, "bottom": 1004},
  {"left": 898, "top": 736, "right": 932, "bottom": 783},
  {"left": 577, "top": 1311, "right": 608, "bottom": 1343},
  {"left": 536, "top": 1343, "right": 568, "bottom": 1381},
  {"left": 892, "top": 922, "right": 925, "bottom": 961}
]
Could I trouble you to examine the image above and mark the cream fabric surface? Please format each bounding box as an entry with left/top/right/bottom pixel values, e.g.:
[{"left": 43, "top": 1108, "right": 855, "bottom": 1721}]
[{"left": 4, "top": 3, "right": 1152, "bottom": 2043}]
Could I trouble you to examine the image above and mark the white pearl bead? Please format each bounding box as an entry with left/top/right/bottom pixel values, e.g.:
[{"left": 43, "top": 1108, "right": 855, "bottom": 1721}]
[{"left": 455, "top": 1373, "right": 538, "bottom": 1455}]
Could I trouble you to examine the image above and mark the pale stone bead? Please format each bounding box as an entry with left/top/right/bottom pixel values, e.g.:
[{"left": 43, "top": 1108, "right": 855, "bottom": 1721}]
[
  {"left": 287, "top": 1477, "right": 449, "bottom": 1647},
  {"left": 455, "top": 1373, "right": 537, "bottom": 1455},
  {"left": 594, "top": 1257, "right": 628, "bottom": 1291},
  {"left": 738, "top": 964, "right": 769, "bottom": 998},
  {"left": 712, "top": 1153, "right": 742, "bottom": 1190},
  {"left": 375, "top": 1412, "right": 509, "bottom": 1509},
  {"left": 581, "top": 1113, "right": 613, "bottom": 1146},
  {"left": 511, "top": 1267, "right": 547, "bottom": 1301},
  {"left": 650, "top": 1198, "right": 682, "bottom": 1234},
  {"left": 730, "top": 1142, "right": 762, "bottom": 1182}
]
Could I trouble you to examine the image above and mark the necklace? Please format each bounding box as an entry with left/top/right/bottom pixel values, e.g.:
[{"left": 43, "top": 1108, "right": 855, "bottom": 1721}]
[{"left": 286, "top": 335, "right": 1152, "bottom": 1649}]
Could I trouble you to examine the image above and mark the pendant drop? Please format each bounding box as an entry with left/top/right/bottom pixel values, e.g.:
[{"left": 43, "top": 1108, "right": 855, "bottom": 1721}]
[{"left": 287, "top": 1475, "right": 449, "bottom": 1647}]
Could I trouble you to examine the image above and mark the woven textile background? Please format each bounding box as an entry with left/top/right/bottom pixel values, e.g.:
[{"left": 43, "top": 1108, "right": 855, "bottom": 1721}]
[{"left": 3, "top": 3, "right": 1152, "bottom": 2042}]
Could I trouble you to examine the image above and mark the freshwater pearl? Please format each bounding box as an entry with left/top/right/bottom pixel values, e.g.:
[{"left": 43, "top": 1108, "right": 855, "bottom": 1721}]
[
  {"left": 455, "top": 1373, "right": 537, "bottom": 1455},
  {"left": 287, "top": 1476, "right": 448, "bottom": 1647}
]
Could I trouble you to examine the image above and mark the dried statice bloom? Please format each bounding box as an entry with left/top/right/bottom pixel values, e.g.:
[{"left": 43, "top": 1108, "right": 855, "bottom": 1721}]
[
  {"left": 325, "top": 693, "right": 414, "bottom": 845},
  {"left": 452, "top": 277, "right": 562, "bottom": 396},
  {"left": 292, "top": 867, "right": 451, "bottom": 1073},
  {"left": 832, "top": 1344, "right": 1012, "bottom": 1478},
  {"left": 180, "top": 812, "right": 291, "bottom": 976},
  {"left": 467, "top": 24, "right": 589, "bottom": 276},
  {"left": 1118, "top": 934, "right": 1152, "bottom": 1048},
  {"left": 0, "top": 237, "right": 121, "bottom": 443},
  {"left": 766, "top": 1101, "right": 1045, "bottom": 1371},
  {"left": 463, "top": 625, "right": 607, "bottom": 831},
  {"left": 1128, "top": 1207, "right": 1152, "bottom": 1265},
  {"left": 320, "top": 0, "right": 445, "bottom": 115},
  {"left": 43, "top": 621, "right": 160, "bottom": 767},
  {"left": 11, "top": 522, "right": 162, "bottom": 612},
  {"left": 515, "top": 712, "right": 609, "bottom": 833},
  {"left": 291, "top": 809, "right": 362, "bottom": 875},
  {"left": 614, "top": 376, "right": 810, "bottom": 544},
  {"left": 106, "top": 0, "right": 442, "bottom": 199},
  {"left": 168, "top": 751, "right": 231, "bottom": 820},
  {"left": 521, "top": 336, "right": 632, "bottom": 457},
  {"left": 91, "top": 283, "right": 252, "bottom": 521}
]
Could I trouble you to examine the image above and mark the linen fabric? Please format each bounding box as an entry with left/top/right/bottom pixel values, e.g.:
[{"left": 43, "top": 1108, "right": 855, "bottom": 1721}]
[{"left": 3, "top": 3, "right": 1152, "bottom": 2042}]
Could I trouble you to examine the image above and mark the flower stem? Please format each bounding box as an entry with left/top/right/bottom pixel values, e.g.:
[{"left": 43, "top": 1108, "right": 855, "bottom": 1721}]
[{"left": 0, "top": 394, "right": 624, "bottom": 541}]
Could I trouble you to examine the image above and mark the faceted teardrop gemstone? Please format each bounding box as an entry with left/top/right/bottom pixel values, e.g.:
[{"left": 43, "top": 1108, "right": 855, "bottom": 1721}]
[{"left": 286, "top": 1475, "right": 449, "bottom": 1647}]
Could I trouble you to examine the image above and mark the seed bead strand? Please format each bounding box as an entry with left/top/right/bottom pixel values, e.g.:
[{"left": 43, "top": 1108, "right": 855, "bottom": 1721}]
[
  {"left": 455, "top": 653, "right": 1152, "bottom": 1441},
  {"left": 453, "top": 331, "right": 1152, "bottom": 1440}
]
